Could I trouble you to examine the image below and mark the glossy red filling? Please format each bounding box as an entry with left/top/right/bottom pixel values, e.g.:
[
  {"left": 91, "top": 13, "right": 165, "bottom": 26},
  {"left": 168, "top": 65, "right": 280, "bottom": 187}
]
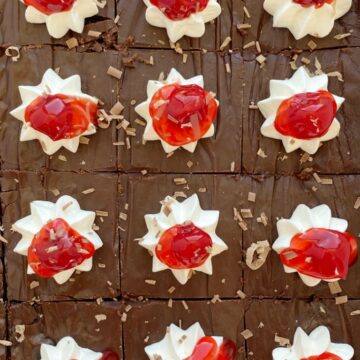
[
  {"left": 25, "top": 93, "right": 98, "bottom": 141},
  {"left": 301, "top": 352, "right": 342, "bottom": 360},
  {"left": 293, "top": 0, "right": 333, "bottom": 8},
  {"left": 149, "top": 0, "right": 209, "bottom": 20},
  {"left": 149, "top": 83, "right": 218, "bottom": 146},
  {"left": 185, "top": 336, "right": 237, "bottom": 360},
  {"left": 280, "top": 228, "right": 358, "bottom": 280},
  {"left": 28, "top": 218, "right": 95, "bottom": 278},
  {"left": 100, "top": 351, "right": 120, "bottom": 360},
  {"left": 274, "top": 90, "right": 337, "bottom": 140},
  {"left": 24, "top": 0, "right": 76, "bottom": 15},
  {"left": 156, "top": 222, "right": 212, "bottom": 269}
]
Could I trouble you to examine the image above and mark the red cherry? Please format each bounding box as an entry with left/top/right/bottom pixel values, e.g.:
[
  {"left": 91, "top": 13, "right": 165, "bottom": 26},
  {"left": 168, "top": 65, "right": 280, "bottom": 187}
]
[
  {"left": 149, "top": 0, "right": 209, "bottom": 20},
  {"left": 217, "top": 339, "right": 237, "bottom": 360},
  {"left": 185, "top": 337, "right": 237, "bottom": 360},
  {"left": 28, "top": 218, "right": 95, "bottom": 278},
  {"left": 274, "top": 90, "right": 337, "bottom": 140},
  {"left": 155, "top": 222, "right": 212, "bottom": 269},
  {"left": 293, "top": 0, "right": 333, "bottom": 8},
  {"left": 301, "top": 352, "right": 342, "bottom": 360},
  {"left": 149, "top": 83, "right": 218, "bottom": 146},
  {"left": 185, "top": 337, "right": 218, "bottom": 360},
  {"left": 100, "top": 351, "right": 120, "bottom": 360},
  {"left": 280, "top": 228, "right": 358, "bottom": 280},
  {"left": 24, "top": 0, "right": 76, "bottom": 15},
  {"left": 25, "top": 94, "right": 98, "bottom": 142}
]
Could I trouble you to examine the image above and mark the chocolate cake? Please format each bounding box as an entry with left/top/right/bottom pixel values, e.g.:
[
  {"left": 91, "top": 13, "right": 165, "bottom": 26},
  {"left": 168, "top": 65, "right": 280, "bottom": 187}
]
[{"left": 0, "top": 0, "right": 359, "bottom": 359}]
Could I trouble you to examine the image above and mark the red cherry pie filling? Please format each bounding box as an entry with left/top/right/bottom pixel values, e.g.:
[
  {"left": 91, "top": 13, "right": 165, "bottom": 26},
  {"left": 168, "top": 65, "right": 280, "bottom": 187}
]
[
  {"left": 280, "top": 228, "right": 358, "bottom": 280},
  {"left": 24, "top": 0, "right": 77, "bottom": 15},
  {"left": 155, "top": 222, "right": 213, "bottom": 269},
  {"left": 28, "top": 218, "right": 95, "bottom": 278},
  {"left": 301, "top": 352, "right": 342, "bottom": 360},
  {"left": 185, "top": 336, "right": 237, "bottom": 360},
  {"left": 293, "top": 0, "right": 333, "bottom": 8},
  {"left": 100, "top": 351, "right": 120, "bottom": 360},
  {"left": 149, "top": 0, "right": 209, "bottom": 20},
  {"left": 25, "top": 93, "right": 98, "bottom": 141},
  {"left": 149, "top": 83, "right": 218, "bottom": 146},
  {"left": 274, "top": 90, "right": 337, "bottom": 140}
]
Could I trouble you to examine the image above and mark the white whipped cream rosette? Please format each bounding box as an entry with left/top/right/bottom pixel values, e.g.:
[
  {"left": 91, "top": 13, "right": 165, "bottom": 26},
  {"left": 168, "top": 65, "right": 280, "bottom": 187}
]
[
  {"left": 143, "top": 0, "right": 221, "bottom": 43},
  {"left": 11, "top": 68, "right": 98, "bottom": 155},
  {"left": 12, "top": 195, "right": 103, "bottom": 285},
  {"left": 20, "top": 0, "right": 99, "bottom": 39},
  {"left": 258, "top": 66, "right": 344, "bottom": 155},
  {"left": 145, "top": 323, "right": 224, "bottom": 360},
  {"left": 135, "top": 68, "right": 218, "bottom": 154},
  {"left": 273, "top": 204, "right": 356, "bottom": 287},
  {"left": 273, "top": 326, "right": 354, "bottom": 360},
  {"left": 41, "top": 337, "right": 103, "bottom": 360},
  {"left": 140, "top": 194, "right": 228, "bottom": 284},
  {"left": 264, "top": 0, "right": 352, "bottom": 40}
]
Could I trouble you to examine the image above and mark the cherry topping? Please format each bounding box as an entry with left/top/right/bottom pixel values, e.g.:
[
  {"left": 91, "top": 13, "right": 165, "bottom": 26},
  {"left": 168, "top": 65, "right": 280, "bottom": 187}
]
[
  {"left": 274, "top": 90, "right": 337, "bottom": 140},
  {"left": 24, "top": 0, "right": 76, "bottom": 15},
  {"left": 156, "top": 222, "right": 212, "bottom": 269},
  {"left": 185, "top": 337, "right": 237, "bottom": 360},
  {"left": 25, "top": 94, "right": 98, "bottom": 141},
  {"left": 149, "top": 83, "right": 218, "bottom": 146},
  {"left": 100, "top": 351, "right": 120, "bottom": 360},
  {"left": 28, "top": 218, "right": 95, "bottom": 278},
  {"left": 280, "top": 228, "right": 358, "bottom": 280},
  {"left": 301, "top": 352, "right": 342, "bottom": 360},
  {"left": 293, "top": 0, "right": 333, "bottom": 8},
  {"left": 149, "top": 0, "right": 209, "bottom": 20}
]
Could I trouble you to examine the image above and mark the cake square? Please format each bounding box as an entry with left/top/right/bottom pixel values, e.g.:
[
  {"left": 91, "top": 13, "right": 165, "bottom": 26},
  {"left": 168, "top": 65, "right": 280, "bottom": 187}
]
[
  {"left": 116, "top": 0, "right": 232, "bottom": 51},
  {"left": 245, "top": 299, "right": 360, "bottom": 359},
  {"left": 123, "top": 299, "right": 246, "bottom": 360},
  {"left": 118, "top": 49, "right": 242, "bottom": 173},
  {"left": 8, "top": 301, "right": 123, "bottom": 359},
  {"left": 243, "top": 175, "right": 360, "bottom": 299},
  {"left": 0, "top": 47, "right": 120, "bottom": 172},
  {"left": 120, "top": 174, "right": 245, "bottom": 298},
  {"left": 242, "top": 48, "right": 360, "bottom": 175},
  {"left": 1, "top": 170, "right": 120, "bottom": 301},
  {"left": 0, "top": 0, "right": 116, "bottom": 46},
  {"left": 232, "top": 0, "right": 360, "bottom": 52}
]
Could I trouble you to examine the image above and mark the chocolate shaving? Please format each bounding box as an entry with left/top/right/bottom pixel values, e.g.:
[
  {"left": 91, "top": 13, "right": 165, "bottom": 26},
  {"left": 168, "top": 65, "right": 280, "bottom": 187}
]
[{"left": 246, "top": 240, "right": 271, "bottom": 270}]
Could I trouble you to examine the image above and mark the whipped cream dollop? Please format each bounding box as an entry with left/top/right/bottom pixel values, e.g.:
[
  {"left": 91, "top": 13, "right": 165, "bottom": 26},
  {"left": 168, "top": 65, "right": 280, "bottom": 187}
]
[
  {"left": 12, "top": 195, "right": 103, "bottom": 284},
  {"left": 41, "top": 337, "right": 103, "bottom": 360},
  {"left": 11, "top": 68, "right": 98, "bottom": 155},
  {"left": 20, "top": 0, "right": 100, "bottom": 39},
  {"left": 273, "top": 326, "right": 354, "bottom": 360},
  {"left": 145, "top": 323, "right": 223, "bottom": 360},
  {"left": 140, "top": 194, "right": 228, "bottom": 284},
  {"left": 258, "top": 66, "right": 344, "bottom": 155},
  {"left": 264, "top": 0, "right": 352, "bottom": 39},
  {"left": 273, "top": 204, "right": 352, "bottom": 287},
  {"left": 143, "top": 0, "right": 221, "bottom": 43},
  {"left": 135, "top": 68, "right": 218, "bottom": 154}
]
